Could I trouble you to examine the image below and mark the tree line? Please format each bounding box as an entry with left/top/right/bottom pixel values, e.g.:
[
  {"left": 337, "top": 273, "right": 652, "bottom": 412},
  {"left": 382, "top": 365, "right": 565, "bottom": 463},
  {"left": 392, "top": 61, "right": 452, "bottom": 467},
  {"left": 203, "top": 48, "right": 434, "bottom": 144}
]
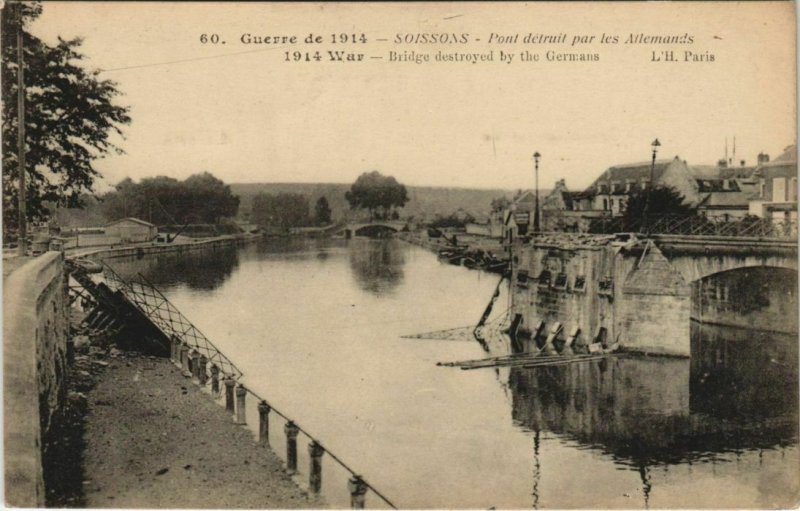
[
  {"left": 250, "top": 194, "right": 331, "bottom": 229},
  {"left": 99, "top": 172, "right": 239, "bottom": 225}
]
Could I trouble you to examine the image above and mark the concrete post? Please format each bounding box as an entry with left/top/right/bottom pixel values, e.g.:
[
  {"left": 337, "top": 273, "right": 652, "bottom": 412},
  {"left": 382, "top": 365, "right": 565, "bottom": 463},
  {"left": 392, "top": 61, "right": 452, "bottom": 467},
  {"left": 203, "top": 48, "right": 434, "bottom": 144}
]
[
  {"left": 235, "top": 385, "right": 247, "bottom": 425},
  {"left": 190, "top": 351, "right": 201, "bottom": 384},
  {"left": 169, "top": 336, "right": 178, "bottom": 363},
  {"left": 198, "top": 355, "right": 208, "bottom": 385},
  {"left": 210, "top": 365, "right": 220, "bottom": 394},
  {"left": 348, "top": 475, "right": 368, "bottom": 509},
  {"left": 171, "top": 336, "right": 182, "bottom": 365},
  {"left": 258, "top": 401, "right": 271, "bottom": 445},
  {"left": 284, "top": 421, "right": 300, "bottom": 474},
  {"left": 308, "top": 441, "right": 325, "bottom": 494},
  {"left": 180, "top": 344, "right": 191, "bottom": 377},
  {"left": 224, "top": 378, "right": 235, "bottom": 414}
]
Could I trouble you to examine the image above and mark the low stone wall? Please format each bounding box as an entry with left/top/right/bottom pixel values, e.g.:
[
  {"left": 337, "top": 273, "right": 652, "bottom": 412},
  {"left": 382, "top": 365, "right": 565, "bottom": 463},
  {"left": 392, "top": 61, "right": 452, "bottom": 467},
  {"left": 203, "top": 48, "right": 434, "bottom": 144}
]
[
  {"left": 75, "top": 234, "right": 254, "bottom": 262},
  {"left": 3, "top": 252, "right": 69, "bottom": 507}
]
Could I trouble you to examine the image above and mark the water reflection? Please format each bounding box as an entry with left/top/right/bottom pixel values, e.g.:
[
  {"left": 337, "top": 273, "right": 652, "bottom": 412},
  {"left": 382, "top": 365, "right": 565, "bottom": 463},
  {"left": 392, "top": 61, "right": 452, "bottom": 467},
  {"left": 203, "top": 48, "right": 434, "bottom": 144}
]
[
  {"left": 509, "top": 323, "right": 798, "bottom": 470},
  {"left": 108, "top": 245, "right": 240, "bottom": 291},
  {"left": 250, "top": 237, "right": 345, "bottom": 258},
  {"left": 347, "top": 239, "right": 406, "bottom": 295}
]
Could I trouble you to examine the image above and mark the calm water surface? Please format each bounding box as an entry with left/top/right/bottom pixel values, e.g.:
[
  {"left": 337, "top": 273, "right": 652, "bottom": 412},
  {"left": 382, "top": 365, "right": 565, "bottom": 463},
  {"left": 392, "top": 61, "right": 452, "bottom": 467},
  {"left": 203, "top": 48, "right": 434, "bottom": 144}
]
[{"left": 111, "top": 238, "right": 799, "bottom": 509}]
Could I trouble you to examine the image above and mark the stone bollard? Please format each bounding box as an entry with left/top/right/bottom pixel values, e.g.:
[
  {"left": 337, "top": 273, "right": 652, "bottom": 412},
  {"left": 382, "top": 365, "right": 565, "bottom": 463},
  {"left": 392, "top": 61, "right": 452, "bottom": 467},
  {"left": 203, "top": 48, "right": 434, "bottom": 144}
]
[
  {"left": 190, "top": 351, "right": 201, "bottom": 384},
  {"left": 171, "top": 336, "right": 182, "bottom": 365},
  {"left": 198, "top": 355, "right": 208, "bottom": 385},
  {"left": 284, "top": 421, "right": 300, "bottom": 474},
  {"left": 348, "top": 475, "right": 368, "bottom": 509},
  {"left": 210, "top": 365, "right": 220, "bottom": 395},
  {"left": 235, "top": 385, "right": 247, "bottom": 425},
  {"left": 308, "top": 441, "right": 325, "bottom": 494},
  {"left": 258, "top": 401, "right": 271, "bottom": 445},
  {"left": 169, "top": 336, "right": 178, "bottom": 363},
  {"left": 180, "top": 344, "right": 191, "bottom": 377},
  {"left": 224, "top": 378, "right": 236, "bottom": 414}
]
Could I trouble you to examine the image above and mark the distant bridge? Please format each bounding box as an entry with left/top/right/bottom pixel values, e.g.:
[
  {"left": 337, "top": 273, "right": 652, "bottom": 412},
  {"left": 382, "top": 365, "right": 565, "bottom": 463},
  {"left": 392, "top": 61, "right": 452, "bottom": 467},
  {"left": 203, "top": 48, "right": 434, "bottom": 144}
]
[{"left": 341, "top": 221, "right": 407, "bottom": 238}]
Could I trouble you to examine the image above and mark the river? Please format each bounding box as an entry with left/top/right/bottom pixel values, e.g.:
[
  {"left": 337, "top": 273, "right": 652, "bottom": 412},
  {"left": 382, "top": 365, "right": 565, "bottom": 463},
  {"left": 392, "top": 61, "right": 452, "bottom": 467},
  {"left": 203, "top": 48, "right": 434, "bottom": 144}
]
[{"left": 109, "top": 238, "right": 799, "bottom": 509}]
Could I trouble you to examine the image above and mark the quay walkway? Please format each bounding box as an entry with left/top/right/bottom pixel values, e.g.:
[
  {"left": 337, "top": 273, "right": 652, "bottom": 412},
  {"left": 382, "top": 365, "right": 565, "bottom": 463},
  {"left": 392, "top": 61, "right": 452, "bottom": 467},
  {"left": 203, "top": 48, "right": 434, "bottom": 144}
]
[{"left": 82, "top": 352, "right": 321, "bottom": 508}]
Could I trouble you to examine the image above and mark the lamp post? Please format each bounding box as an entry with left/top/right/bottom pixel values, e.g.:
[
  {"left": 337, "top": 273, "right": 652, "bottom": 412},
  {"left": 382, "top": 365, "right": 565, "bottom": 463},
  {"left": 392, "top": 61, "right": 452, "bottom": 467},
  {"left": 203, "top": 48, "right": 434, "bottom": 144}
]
[
  {"left": 641, "top": 139, "right": 660, "bottom": 234},
  {"left": 533, "top": 151, "right": 541, "bottom": 235}
]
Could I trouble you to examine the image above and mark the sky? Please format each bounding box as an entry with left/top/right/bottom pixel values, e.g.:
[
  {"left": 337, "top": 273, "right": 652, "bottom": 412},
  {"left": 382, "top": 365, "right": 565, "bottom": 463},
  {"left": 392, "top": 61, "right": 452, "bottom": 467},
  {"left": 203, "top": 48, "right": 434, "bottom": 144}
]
[{"left": 30, "top": 2, "right": 797, "bottom": 192}]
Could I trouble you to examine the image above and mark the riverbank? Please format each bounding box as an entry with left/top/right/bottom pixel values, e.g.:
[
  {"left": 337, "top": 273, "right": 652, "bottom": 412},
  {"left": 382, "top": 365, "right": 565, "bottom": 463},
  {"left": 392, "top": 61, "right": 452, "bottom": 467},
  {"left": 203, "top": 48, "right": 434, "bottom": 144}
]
[
  {"left": 54, "top": 318, "right": 323, "bottom": 509},
  {"left": 396, "top": 230, "right": 505, "bottom": 256},
  {"left": 81, "top": 352, "right": 321, "bottom": 509}
]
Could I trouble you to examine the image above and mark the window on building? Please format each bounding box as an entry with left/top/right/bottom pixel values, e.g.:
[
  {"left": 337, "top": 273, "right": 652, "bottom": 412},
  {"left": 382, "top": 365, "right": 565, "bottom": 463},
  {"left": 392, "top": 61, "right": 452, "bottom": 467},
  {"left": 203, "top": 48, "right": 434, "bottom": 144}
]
[
  {"left": 537, "top": 270, "right": 551, "bottom": 287},
  {"left": 791, "top": 178, "right": 798, "bottom": 202},
  {"left": 760, "top": 179, "right": 767, "bottom": 199},
  {"left": 603, "top": 198, "right": 609, "bottom": 210}
]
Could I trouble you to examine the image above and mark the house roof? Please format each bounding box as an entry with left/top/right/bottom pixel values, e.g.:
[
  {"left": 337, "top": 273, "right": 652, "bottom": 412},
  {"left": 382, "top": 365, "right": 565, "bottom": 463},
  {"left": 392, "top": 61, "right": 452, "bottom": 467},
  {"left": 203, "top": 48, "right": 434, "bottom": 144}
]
[
  {"left": 586, "top": 157, "right": 680, "bottom": 191},
  {"left": 694, "top": 179, "right": 741, "bottom": 192},
  {"left": 688, "top": 165, "right": 721, "bottom": 179},
  {"left": 106, "top": 217, "right": 156, "bottom": 228},
  {"left": 758, "top": 162, "right": 798, "bottom": 179},
  {"left": 772, "top": 144, "right": 797, "bottom": 163},
  {"left": 514, "top": 191, "right": 536, "bottom": 204},
  {"left": 696, "top": 191, "right": 754, "bottom": 209}
]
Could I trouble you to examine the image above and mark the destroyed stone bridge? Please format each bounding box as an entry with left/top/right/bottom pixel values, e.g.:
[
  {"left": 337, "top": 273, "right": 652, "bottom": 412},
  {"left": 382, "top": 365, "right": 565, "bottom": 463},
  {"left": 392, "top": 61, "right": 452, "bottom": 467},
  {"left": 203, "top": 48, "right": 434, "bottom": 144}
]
[{"left": 509, "top": 232, "right": 797, "bottom": 356}]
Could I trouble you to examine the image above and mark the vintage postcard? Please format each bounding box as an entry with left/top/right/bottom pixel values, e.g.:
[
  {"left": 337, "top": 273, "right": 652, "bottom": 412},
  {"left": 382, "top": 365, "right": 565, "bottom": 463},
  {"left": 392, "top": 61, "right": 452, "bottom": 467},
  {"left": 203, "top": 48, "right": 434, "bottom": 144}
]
[{"left": 2, "top": 1, "right": 798, "bottom": 509}]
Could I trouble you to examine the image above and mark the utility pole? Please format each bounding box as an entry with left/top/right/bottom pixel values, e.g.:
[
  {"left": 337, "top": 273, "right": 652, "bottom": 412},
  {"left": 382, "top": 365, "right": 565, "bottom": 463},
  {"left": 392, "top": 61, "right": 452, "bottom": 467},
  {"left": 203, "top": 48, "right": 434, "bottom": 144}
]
[
  {"left": 16, "top": 5, "right": 27, "bottom": 255},
  {"left": 641, "top": 139, "right": 660, "bottom": 235},
  {"left": 533, "top": 151, "right": 541, "bottom": 235}
]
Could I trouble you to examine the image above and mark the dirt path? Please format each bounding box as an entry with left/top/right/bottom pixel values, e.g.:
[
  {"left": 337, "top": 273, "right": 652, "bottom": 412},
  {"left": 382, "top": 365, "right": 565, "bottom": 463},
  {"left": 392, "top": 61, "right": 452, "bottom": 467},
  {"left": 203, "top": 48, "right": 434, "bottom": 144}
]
[{"left": 82, "top": 353, "right": 323, "bottom": 509}]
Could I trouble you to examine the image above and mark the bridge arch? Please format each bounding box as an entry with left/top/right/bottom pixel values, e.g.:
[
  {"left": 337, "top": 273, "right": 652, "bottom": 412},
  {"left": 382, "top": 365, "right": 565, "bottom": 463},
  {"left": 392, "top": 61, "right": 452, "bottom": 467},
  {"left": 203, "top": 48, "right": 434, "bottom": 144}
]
[
  {"left": 343, "top": 220, "right": 407, "bottom": 238},
  {"left": 653, "top": 239, "right": 798, "bottom": 284},
  {"left": 666, "top": 254, "right": 798, "bottom": 284},
  {"left": 354, "top": 224, "right": 399, "bottom": 237},
  {"left": 691, "top": 265, "right": 797, "bottom": 334}
]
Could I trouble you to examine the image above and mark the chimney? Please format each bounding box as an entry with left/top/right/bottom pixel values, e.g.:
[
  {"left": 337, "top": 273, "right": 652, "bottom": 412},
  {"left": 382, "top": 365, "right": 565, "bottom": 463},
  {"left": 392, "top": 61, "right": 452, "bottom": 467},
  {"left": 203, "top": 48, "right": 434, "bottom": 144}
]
[{"left": 758, "top": 152, "right": 770, "bottom": 165}]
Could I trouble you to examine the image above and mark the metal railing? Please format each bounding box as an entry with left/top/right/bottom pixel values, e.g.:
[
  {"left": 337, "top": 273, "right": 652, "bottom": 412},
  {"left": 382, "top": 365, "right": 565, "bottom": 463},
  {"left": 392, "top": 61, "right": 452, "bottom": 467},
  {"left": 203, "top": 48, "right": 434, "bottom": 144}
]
[
  {"left": 587, "top": 214, "right": 798, "bottom": 239},
  {"left": 102, "top": 263, "right": 243, "bottom": 379},
  {"left": 101, "top": 263, "right": 397, "bottom": 509}
]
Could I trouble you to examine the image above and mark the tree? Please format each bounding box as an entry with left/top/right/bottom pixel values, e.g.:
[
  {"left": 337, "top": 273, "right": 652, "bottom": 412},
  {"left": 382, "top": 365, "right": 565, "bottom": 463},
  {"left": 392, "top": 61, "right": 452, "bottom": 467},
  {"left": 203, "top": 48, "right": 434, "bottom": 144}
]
[
  {"left": 345, "top": 171, "right": 409, "bottom": 220},
  {"left": 314, "top": 196, "right": 332, "bottom": 225},
  {"left": 2, "top": 2, "right": 131, "bottom": 231},
  {"left": 251, "top": 193, "right": 309, "bottom": 229},
  {"left": 490, "top": 196, "right": 511, "bottom": 213},
  {"left": 99, "top": 173, "right": 239, "bottom": 225},
  {"left": 623, "top": 186, "right": 694, "bottom": 222},
  {"left": 181, "top": 172, "right": 240, "bottom": 223}
]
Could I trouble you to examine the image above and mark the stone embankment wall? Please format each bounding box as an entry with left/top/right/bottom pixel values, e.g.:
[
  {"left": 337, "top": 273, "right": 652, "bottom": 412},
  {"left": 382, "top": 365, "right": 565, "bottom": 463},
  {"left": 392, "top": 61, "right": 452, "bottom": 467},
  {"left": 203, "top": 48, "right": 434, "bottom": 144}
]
[
  {"left": 72, "top": 234, "right": 256, "bottom": 261},
  {"left": 4, "top": 252, "right": 69, "bottom": 507}
]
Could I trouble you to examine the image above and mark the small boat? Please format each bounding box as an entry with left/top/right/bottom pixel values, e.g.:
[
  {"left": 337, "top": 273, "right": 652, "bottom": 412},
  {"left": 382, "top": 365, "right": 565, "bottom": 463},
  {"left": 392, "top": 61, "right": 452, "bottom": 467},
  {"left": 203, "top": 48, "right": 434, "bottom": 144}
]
[
  {"left": 462, "top": 257, "right": 479, "bottom": 269},
  {"left": 486, "top": 260, "right": 508, "bottom": 274}
]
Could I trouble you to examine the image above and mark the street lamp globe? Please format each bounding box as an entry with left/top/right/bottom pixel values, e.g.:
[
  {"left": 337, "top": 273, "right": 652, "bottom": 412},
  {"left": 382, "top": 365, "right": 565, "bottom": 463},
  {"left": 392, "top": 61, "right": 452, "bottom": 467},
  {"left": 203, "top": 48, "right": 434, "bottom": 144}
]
[{"left": 651, "top": 139, "right": 661, "bottom": 152}]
